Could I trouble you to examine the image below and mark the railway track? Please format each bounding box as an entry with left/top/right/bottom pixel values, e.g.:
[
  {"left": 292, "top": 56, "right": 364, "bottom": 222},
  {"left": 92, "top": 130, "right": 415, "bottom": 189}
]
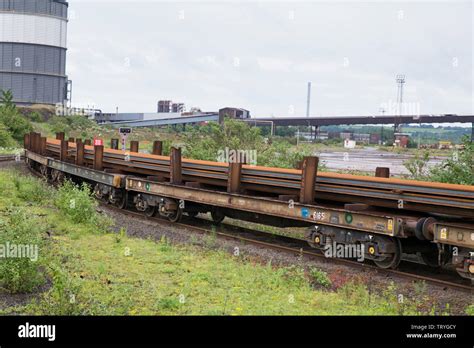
[
  {"left": 100, "top": 202, "right": 473, "bottom": 293},
  {"left": 0, "top": 154, "right": 23, "bottom": 162}
]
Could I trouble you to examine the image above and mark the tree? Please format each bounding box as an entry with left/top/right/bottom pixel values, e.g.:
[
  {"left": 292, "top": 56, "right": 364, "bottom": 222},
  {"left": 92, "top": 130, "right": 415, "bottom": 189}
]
[
  {"left": 0, "top": 89, "right": 16, "bottom": 111},
  {"left": 0, "top": 89, "right": 33, "bottom": 144}
]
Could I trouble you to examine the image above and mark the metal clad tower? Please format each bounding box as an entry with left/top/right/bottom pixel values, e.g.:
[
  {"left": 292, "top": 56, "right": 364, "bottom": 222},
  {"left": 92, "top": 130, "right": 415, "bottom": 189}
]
[{"left": 0, "top": 0, "right": 69, "bottom": 105}]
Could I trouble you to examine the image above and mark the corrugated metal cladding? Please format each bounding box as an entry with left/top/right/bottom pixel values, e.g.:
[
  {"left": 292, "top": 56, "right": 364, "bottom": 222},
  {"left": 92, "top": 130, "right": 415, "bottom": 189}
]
[
  {"left": 0, "top": 0, "right": 68, "bottom": 105},
  {"left": 0, "top": 14, "right": 68, "bottom": 48},
  {"left": 0, "top": 0, "right": 67, "bottom": 19},
  {"left": 0, "top": 43, "right": 66, "bottom": 75}
]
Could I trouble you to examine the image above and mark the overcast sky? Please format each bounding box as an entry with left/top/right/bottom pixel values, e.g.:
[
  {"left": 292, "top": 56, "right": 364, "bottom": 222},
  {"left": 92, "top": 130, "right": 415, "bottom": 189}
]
[{"left": 67, "top": 1, "right": 473, "bottom": 117}]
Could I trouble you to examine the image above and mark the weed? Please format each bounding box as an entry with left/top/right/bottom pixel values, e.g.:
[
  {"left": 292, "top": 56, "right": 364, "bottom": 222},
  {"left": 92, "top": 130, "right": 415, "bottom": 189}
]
[
  {"left": 0, "top": 207, "right": 45, "bottom": 293},
  {"left": 14, "top": 175, "right": 52, "bottom": 203},
  {"left": 55, "top": 180, "right": 111, "bottom": 231},
  {"left": 279, "top": 265, "right": 307, "bottom": 287},
  {"left": 114, "top": 227, "right": 127, "bottom": 243},
  {"left": 156, "top": 297, "right": 180, "bottom": 311},
  {"left": 308, "top": 267, "right": 332, "bottom": 288},
  {"left": 40, "top": 263, "right": 82, "bottom": 315}
]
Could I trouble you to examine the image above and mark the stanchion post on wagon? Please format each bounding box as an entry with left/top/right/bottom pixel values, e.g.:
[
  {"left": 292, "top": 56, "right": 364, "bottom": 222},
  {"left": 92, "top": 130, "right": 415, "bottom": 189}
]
[
  {"left": 152, "top": 140, "right": 163, "bottom": 156},
  {"left": 93, "top": 145, "right": 104, "bottom": 171},
  {"left": 40, "top": 137, "right": 47, "bottom": 156},
  {"left": 130, "top": 141, "right": 139, "bottom": 153},
  {"left": 300, "top": 156, "right": 318, "bottom": 204},
  {"left": 60, "top": 140, "right": 68, "bottom": 162},
  {"left": 24, "top": 133, "right": 30, "bottom": 150},
  {"left": 170, "top": 147, "right": 182, "bottom": 185},
  {"left": 76, "top": 139, "right": 85, "bottom": 166},
  {"left": 227, "top": 162, "right": 242, "bottom": 193},
  {"left": 375, "top": 167, "right": 390, "bottom": 178}
]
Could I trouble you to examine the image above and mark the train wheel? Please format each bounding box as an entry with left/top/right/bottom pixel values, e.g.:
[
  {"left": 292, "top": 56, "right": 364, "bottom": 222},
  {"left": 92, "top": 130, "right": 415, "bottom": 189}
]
[
  {"left": 116, "top": 193, "right": 128, "bottom": 209},
  {"left": 168, "top": 208, "right": 182, "bottom": 223},
  {"left": 57, "top": 171, "right": 65, "bottom": 185},
  {"left": 39, "top": 164, "right": 48, "bottom": 180},
  {"left": 51, "top": 169, "right": 65, "bottom": 185},
  {"left": 420, "top": 252, "right": 440, "bottom": 268},
  {"left": 51, "top": 169, "right": 58, "bottom": 183},
  {"left": 94, "top": 184, "right": 109, "bottom": 203},
  {"left": 373, "top": 238, "right": 402, "bottom": 269},
  {"left": 211, "top": 208, "right": 225, "bottom": 224},
  {"left": 145, "top": 205, "right": 156, "bottom": 217}
]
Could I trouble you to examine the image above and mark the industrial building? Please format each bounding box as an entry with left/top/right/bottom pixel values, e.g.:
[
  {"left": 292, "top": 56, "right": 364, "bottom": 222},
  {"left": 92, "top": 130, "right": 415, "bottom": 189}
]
[
  {"left": 0, "top": 0, "right": 69, "bottom": 106},
  {"left": 219, "top": 107, "right": 250, "bottom": 119},
  {"left": 94, "top": 104, "right": 252, "bottom": 126},
  {"left": 157, "top": 100, "right": 185, "bottom": 113}
]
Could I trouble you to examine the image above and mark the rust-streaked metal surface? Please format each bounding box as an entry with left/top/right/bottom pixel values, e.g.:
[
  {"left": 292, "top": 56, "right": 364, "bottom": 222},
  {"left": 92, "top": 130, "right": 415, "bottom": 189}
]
[
  {"left": 26, "top": 150, "right": 124, "bottom": 188},
  {"left": 434, "top": 223, "right": 474, "bottom": 248},
  {"left": 126, "top": 177, "right": 399, "bottom": 236},
  {"left": 24, "top": 150, "right": 48, "bottom": 165}
]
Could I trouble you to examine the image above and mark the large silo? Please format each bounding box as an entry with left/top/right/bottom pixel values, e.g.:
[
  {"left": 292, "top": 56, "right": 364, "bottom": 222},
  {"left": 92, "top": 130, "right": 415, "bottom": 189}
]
[{"left": 0, "top": 0, "right": 69, "bottom": 106}]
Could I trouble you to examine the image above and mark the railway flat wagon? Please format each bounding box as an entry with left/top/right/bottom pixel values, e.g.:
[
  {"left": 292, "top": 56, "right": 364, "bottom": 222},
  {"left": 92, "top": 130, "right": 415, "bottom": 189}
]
[{"left": 23, "top": 132, "right": 474, "bottom": 280}]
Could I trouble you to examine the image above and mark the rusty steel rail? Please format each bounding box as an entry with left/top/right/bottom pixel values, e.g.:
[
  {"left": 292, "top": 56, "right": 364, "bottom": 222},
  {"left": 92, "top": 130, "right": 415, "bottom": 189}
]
[
  {"left": 0, "top": 154, "right": 23, "bottom": 162},
  {"left": 25, "top": 132, "right": 474, "bottom": 217}
]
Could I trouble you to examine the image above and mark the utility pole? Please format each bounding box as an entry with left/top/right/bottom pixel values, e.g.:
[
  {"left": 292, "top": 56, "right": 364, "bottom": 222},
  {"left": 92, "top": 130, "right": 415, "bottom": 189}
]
[
  {"left": 394, "top": 75, "right": 405, "bottom": 144},
  {"left": 306, "top": 82, "right": 311, "bottom": 117},
  {"left": 379, "top": 107, "right": 386, "bottom": 145}
]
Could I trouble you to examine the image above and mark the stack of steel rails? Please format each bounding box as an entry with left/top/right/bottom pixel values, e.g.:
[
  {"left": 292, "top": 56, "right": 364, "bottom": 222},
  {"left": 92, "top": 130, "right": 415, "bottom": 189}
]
[{"left": 40, "top": 136, "right": 474, "bottom": 218}]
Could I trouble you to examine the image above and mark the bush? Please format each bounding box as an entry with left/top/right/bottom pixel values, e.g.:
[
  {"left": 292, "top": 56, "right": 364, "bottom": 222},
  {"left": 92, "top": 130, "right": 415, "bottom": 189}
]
[
  {"left": 430, "top": 136, "right": 473, "bottom": 185},
  {"left": 309, "top": 267, "right": 332, "bottom": 288},
  {"left": 0, "top": 90, "right": 33, "bottom": 144},
  {"left": 0, "top": 123, "right": 16, "bottom": 148},
  {"left": 66, "top": 115, "right": 97, "bottom": 130},
  {"left": 48, "top": 116, "right": 71, "bottom": 134},
  {"left": 40, "top": 263, "right": 83, "bottom": 315},
  {"left": 0, "top": 207, "right": 46, "bottom": 293},
  {"left": 54, "top": 180, "right": 112, "bottom": 232},
  {"left": 402, "top": 137, "right": 474, "bottom": 185},
  {"left": 26, "top": 111, "right": 43, "bottom": 123},
  {"left": 403, "top": 151, "right": 430, "bottom": 180},
  {"left": 182, "top": 119, "right": 264, "bottom": 162},
  {"left": 14, "top": 175, "right": 52, "bottom": 203},
  {"left": 258, "top": 140, "right": 314, "bottom": 169},
  {"left": 55, "top": 181, "right": 98, "bottom": 225},
  {"left": 181, "top": 118, "right": 315, "bottom": 169}
]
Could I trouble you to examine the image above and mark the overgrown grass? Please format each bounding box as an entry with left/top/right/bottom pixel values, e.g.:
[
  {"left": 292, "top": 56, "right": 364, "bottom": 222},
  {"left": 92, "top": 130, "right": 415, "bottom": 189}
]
[
  {"left": 9, "top": 233, "right": 438, "bottom": 315},
  {"left": 0, "top": 207, "right": 46, "bottom": 293},
  {"left": 54, "top": 180, "right": 111, "bottom": 230},
  {"left": 0, "top": 170, "right": 110, "bottom": 294}
]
